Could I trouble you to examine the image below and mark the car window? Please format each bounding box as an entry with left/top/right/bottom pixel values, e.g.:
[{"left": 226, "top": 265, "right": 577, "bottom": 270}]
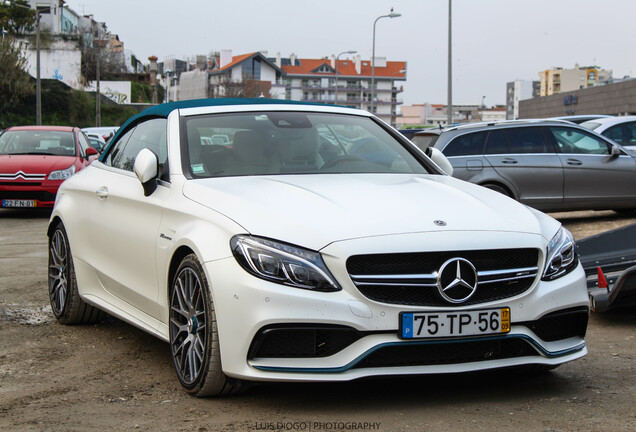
[
  {"left": 549, "top": 127, "right": 611, "bottom": 155},
  {"left": 184, "top": 112, "right": 431, "bottom": 177},
  {"left": 0, "top": 130, "right": 76, "bottom": 156},
  {"left": 104, "top": 119, "right": 168, "bottom": 172},
  {"left": 603, "top": 123, "right": 636, "bottom": 146},
  {"left": 484, "top": 130, "right": 508, "bottom": 154},
  {"left": 443, "top": 131, "right": 486, "bottom": 156},
  {"left": 77, "top": 132, "right": 90, "bottom": 156},
  {"left": 505, "top": 127, "right": 550, "bottom": 154}
]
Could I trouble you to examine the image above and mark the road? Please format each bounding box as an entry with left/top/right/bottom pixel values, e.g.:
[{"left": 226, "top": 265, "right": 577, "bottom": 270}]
[{"left": 1, "top": 208, "right": 635, "bottom": 432}]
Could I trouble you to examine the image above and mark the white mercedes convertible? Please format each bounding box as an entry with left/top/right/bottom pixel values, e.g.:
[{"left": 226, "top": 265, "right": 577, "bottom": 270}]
[{"left": 48, "top": 99, "right": 589, "bottom": 396}]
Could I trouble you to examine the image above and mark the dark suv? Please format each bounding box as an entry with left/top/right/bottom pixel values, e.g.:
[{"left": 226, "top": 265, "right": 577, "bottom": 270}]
[{"left": 430, "top": 120, "right": 636, "bottom": 212}]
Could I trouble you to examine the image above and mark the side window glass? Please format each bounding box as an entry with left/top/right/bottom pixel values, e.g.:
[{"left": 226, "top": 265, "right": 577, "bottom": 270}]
[
  {"left": 109, "top": 119, "right": 168, "bottom": 172},
  {"left": 484, "top": 130, "right": 508, "bottom": 154},
  {"left": 443, "top": 131, "right": 486, "bottom": 156},
  {"left": 104, "top": 126, "right": 135, "bottom": 167},
  {"left": 550, "top": 127, "right": 610, "bottom": 155},
  {"left": 505, "top": 127, "right": 549, "bottom": 154},
  {"left": 605, "top": 123, "right": 636, "bottom": 146},
  {"left": 77, "top": 132, "right": 90, "bottom": 156}
]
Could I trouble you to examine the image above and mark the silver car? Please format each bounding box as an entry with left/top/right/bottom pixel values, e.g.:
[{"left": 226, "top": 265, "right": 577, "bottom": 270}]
[{"left": 430, "top": 120, "right": 636, "bottom": 212}]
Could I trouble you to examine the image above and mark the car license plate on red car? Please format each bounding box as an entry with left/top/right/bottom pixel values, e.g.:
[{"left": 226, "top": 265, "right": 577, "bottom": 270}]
[
  {"left": 1, "top": 199, "right": 37, "bottom": 208},
  {"left": 400, "top": 307, "right": 510, "bottom": 339}
]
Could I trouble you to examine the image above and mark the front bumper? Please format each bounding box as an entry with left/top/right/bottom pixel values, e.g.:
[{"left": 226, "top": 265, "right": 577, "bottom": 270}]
[
  {"left": 0, "top": 182, "right": 61, "bottom": 208},
  {"left": 205, "top": 247, "right": 589, "bottom": 382}
]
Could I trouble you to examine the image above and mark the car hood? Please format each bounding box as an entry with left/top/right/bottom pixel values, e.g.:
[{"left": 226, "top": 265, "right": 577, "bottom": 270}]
[
  {"left": 0, "top": 155, "right": 76, "bottom": 174},
  {"left": 183, "top": 174, "right": 559, "bottom": 251}
]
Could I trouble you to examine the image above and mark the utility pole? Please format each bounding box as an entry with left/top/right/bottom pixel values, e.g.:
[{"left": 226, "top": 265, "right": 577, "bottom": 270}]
[
  {"left": 447, "top": 0, "right": 453, "bottom": 126},
  {"left": 96, "top": 52, "right": 101, "bottom": 126}
]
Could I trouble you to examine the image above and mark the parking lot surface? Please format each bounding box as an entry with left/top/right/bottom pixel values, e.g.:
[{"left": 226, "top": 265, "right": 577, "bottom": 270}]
[{"left": 1, "top": 208, "right": 635, "bottom": 432}]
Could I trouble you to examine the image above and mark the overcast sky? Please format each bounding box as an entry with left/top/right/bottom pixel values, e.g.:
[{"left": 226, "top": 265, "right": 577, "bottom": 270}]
[{"left": 63, "top": 0, "right": 636, "bottom": 107}]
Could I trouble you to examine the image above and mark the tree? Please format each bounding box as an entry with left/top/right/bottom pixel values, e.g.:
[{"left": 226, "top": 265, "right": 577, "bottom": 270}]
[
  {"left": 0, "top": 35, "right": 34, "bottom": 120},
  {"left": 0, "top": 0, "right": 35, "bottom": 35}
]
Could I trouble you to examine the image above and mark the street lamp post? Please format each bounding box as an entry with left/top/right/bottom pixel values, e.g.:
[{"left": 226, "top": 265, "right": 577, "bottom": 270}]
[
  {"left": 334, "top": 50, "right": 356, "bottom": 105},
  {"left": 371, "top": 10, "right": 400, "bottom": 113},
  {"left": 3, "top": 0, "right": 41, "bottom": 124},
  {"left": 447, "top": 0, "right": 452, "bottom": 126}
]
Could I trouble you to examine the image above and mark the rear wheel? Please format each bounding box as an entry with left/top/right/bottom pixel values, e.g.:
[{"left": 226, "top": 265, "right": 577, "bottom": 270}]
[
  {"left": 169, "top": 254, "right": 243, "bottom": 397},
  {"left": 482, "top": 183, "right": 512, "bottom": 198},
  {"left": 48, "top": 222, "right": 104, "bottom": 324}
]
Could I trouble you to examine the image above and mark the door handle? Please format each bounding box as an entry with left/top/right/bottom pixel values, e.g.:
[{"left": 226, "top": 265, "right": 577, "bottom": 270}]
[
  {"left": 566, "top": 159, "right": 583, "bottom": 166},
  {"left": 501, "top": 158, "right": 518, "bottom": 164},
  {"left": 96, "top": 186, "right": 109, "bottom": 199}
]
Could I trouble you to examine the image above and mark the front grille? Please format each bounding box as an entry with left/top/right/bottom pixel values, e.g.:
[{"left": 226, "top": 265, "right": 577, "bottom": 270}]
[
  {"left": 353, "top": 338, "right": 537, "bottom": 369},
  {"left": 519, "top": 307, "right": 589, "bottom": 342},
  {"left": 0, "top": 190, "right": 56, "bottom": 202},
  {"left": 347, "top": 248, "right": 539, "bottom": 306},
  {"left": 248, "top": 325, "right": 366, "bottom": 359}
]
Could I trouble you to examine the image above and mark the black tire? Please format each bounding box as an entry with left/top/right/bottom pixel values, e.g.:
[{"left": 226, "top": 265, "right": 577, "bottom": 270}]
[
  {"left": 48, "top": 222, "right": 105, "bottom": 324},
  {"left": 482, "top": 183, "right": 512, "bottom": 198},
  {"left": 169, "top": 254, "right": 244, "bottom": 397}
]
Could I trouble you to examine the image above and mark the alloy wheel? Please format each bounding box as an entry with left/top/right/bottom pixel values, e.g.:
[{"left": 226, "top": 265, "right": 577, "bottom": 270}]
[
  {"left": 48, "top": 229, "right": 68, "bottom": 316},
  {"left": 170, "top": 267, "right": 207, "bottom": 385}
]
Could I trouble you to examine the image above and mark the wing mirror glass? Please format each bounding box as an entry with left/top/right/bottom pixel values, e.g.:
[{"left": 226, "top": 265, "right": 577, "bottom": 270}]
[{"left": 133, "top": 148, "right": 159, "bottom": 196}]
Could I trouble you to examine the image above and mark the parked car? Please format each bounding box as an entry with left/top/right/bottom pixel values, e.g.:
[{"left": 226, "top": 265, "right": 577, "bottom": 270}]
[
  {"left": 48, "top": 99, "right": 588, "bottom": 396},
  {"left": 411, "top": 129, "right": 442, "bottom": 150},
  {"left": 580, "top": 115, "right": 636, "bottom": 152},
  {"left": 0, "top": 126, "right": 98, "bottom": 208},
  {"left": 81, "top": 126, "right": 119, "bottom": 143},
  {"left": 546, "top": 114, "right": 612, "bottom": 125},
  {"left": 85, "top": 133, "right": 107, "bottom": 152},
  {"left": 432, "top": 120, "right": 636, "bottom": 212}
]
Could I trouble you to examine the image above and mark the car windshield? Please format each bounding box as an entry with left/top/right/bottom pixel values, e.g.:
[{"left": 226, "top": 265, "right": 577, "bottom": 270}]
[
  {"left": 185, "top": 111, "right": 430, "bottom": 177},
  {"left": 0, "top": 130, "right": 76, "bottom": 156}
]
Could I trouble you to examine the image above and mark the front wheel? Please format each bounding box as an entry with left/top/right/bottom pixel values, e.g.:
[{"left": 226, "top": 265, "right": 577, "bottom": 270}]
[
  {"left": 48, "top": 222, "right": 104, "bottom": 324},
  {"left": 169, "top": 254, "right": 243, "bottom": 397}
]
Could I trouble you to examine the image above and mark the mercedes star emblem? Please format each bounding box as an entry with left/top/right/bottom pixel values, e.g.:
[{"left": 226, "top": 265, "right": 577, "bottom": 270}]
[{"left": 437, "top": 257, "right": 478, "bottom": 303}]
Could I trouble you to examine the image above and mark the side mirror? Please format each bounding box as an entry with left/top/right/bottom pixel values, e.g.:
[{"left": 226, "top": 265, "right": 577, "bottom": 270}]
[
  {"left": 610, "top": 145, "right": 622, "bottom": 159},
  {"left": 134, "top": 148, "right": 159, "bottom": 196},
  {"left": 425, "top": 146, "right": 454, "bottom": 176},
  {"left": 86, "top": 147, "right": 99, "bottom": 156},
  {"left": 85, "top": 147, "right": 99, "bottom": 161}
]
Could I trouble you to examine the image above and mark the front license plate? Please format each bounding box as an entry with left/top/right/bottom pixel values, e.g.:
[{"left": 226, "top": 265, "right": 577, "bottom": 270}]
[
  {"left": 400, "top": 307, "right": 510, "bottom": 339},
  {"left": 1, "top": 199, "right": 37, "bottom": 208}
]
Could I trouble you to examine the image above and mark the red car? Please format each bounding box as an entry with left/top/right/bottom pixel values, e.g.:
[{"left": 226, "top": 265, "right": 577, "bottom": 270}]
[{"left": 0, "top": 126, "right": 98, "bottom": 208}]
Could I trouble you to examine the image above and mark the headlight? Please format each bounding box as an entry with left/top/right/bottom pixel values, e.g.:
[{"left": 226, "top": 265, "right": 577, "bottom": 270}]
[
  {"left": 231, "top": 235, "right": 341, "bottom": 292},
  {"left": 542, "top": 227, "right": 577, "bottom": 281},
  {"left": 48, "top": 165, "right": 76, "bottom": 180}
]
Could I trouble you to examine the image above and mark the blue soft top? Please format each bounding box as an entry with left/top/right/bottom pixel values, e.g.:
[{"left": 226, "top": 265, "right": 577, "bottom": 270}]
[{"left": 99, "top": 98, "right": 324, "bottom": 161}]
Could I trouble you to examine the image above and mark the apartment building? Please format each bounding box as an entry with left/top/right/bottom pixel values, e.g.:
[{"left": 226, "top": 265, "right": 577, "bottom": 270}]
[
  {"left": 274, "top": 53, "right": 406, "bottom": 126},
  {"left": 539, "top": 64, "right": 612, "bottom": 96}
]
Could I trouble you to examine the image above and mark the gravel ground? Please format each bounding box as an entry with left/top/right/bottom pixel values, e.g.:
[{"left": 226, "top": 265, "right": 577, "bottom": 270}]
[{"left": 1, "top": 208, "right": 635, "bottom": 432}]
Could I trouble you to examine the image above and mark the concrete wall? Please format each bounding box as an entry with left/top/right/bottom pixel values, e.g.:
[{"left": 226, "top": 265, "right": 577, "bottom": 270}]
[{"left": 520, "top": 79, "right": 636, "bottom": 118}]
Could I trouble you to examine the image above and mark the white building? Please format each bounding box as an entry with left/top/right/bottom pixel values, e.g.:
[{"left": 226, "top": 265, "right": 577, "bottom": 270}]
[{"left": 506, "top": 80, "right": 538, "bottom": 120}]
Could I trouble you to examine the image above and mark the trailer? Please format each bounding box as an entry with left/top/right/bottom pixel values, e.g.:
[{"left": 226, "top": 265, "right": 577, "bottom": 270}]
[{"left": 577, "top": 222, "right": 636, "bottom": 312}]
